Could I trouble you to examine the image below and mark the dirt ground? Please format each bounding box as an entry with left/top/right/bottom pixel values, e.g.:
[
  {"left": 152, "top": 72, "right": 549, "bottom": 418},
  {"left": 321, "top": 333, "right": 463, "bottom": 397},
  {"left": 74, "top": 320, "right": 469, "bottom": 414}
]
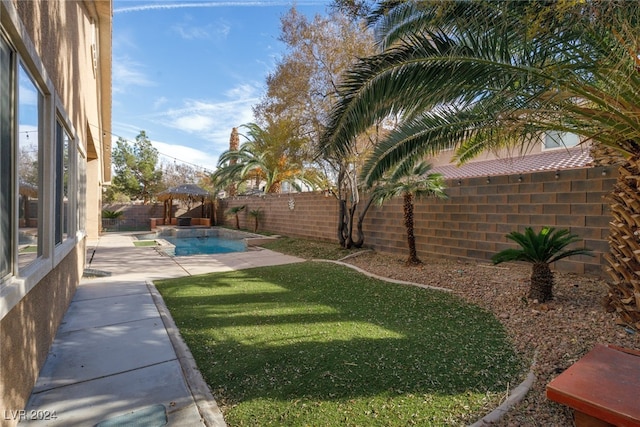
[{"left": 343, "top": 252, "right": 640, "bottom": 426}]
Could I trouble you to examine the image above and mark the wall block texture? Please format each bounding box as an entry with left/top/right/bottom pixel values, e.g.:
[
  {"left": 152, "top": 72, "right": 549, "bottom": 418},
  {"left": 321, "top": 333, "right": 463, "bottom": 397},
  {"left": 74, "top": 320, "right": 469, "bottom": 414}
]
[{"left": 220, "top": 166, "right": 618, "bottom": 277}]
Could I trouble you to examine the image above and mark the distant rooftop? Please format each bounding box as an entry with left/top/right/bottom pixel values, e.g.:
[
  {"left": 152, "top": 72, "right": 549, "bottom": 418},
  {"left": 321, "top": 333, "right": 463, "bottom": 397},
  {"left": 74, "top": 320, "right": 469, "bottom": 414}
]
[{"left": 431, "top": 146, "right": 592, "bottom": 179}]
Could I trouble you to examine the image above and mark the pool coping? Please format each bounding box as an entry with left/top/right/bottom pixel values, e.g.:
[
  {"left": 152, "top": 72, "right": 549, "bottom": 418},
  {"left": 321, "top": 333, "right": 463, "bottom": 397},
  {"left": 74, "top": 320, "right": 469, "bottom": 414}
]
[{"left": 136, "top": 227, "right": 278, "bottom": 257}]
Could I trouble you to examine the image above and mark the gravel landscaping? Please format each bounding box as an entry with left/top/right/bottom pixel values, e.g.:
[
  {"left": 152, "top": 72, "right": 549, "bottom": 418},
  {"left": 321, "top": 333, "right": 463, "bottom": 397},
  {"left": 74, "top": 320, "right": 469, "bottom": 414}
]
[{"left": 342, "top": 251, "right": 640, "bottom": 426}]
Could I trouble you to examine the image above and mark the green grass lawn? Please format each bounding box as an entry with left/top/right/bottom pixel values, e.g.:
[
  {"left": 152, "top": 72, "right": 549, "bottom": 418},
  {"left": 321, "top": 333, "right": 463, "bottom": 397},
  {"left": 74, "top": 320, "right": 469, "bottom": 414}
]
[
  {"left": 259, "top": 236, "right": 363, "bottom": 260},
  {"left": 133, "top": 240, "right": 157, "bottom": 247},
  {"left": 155, "top": 262, "right": 524, "bottom": 426}
]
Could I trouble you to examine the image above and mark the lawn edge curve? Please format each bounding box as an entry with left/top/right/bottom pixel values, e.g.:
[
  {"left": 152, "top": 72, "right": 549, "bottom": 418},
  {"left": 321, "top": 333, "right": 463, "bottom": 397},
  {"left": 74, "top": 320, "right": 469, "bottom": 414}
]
[{"left": 313, "top": 258, "right": 537, "bottom": 427}]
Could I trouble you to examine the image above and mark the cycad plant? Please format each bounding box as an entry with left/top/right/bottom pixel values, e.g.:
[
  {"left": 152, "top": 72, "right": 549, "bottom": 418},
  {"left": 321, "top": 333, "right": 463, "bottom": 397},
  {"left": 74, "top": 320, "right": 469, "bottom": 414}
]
[
  {"left": 492, "top": 227, "right": 593, "bottom": 302},
  {"left": 102, "top": 210, "right": 124, "bottom": 219}
]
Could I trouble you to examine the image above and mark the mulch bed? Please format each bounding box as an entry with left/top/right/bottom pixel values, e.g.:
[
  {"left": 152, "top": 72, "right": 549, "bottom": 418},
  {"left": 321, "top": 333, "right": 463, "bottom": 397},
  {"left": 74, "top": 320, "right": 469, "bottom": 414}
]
[{"left": 343, "top": 252, "right": 640, "bottom": 426}]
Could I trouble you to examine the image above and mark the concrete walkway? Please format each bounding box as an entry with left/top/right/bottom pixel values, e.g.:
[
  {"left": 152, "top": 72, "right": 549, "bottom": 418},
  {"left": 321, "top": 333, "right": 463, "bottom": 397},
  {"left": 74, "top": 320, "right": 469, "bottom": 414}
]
[{"left": 19, "top": 232, "right": 304, "bottom": 427}]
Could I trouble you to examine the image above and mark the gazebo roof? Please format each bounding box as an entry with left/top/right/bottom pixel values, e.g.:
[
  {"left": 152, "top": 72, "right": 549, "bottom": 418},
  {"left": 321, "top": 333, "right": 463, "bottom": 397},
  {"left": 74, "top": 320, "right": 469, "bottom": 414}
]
[
  {"left": 157, "top": 184, "right": 211, "bottom": 201},
  {"left": 19, "top": 181, "right": 38, "bottom": 197}
]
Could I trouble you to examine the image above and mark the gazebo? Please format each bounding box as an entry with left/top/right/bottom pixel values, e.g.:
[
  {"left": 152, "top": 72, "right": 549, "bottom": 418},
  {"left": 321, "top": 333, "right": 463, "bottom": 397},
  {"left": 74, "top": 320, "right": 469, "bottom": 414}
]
[{"left": 156, "top": 184, "right": 213, "bottom": 226}]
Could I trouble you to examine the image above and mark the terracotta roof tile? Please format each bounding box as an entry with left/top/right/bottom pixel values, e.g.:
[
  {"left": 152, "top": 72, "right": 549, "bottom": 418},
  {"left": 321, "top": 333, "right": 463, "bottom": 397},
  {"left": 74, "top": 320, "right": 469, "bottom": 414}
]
[{"left": 430, "top": 146, "right": 592, "bottom": 179}]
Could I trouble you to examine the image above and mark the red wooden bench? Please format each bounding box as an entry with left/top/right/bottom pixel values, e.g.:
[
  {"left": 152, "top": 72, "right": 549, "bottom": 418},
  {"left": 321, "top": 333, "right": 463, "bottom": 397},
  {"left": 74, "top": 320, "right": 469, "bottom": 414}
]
[{"left": 546, "top": 344, "right": 640, "bottom": 427}]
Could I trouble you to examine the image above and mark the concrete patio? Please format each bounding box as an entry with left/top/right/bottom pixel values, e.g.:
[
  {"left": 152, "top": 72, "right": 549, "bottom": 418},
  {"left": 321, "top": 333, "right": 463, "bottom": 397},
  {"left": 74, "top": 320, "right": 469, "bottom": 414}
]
[{"left": 18, "top": 232, "right": 304, "bottom": 426}]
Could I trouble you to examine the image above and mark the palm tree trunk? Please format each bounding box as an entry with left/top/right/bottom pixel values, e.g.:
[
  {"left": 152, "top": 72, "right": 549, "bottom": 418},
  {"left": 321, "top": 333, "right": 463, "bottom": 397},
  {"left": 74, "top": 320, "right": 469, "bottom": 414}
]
[
  {"left": 268, "top": 181, "right": 282, "bottom": 193},
  {"left": 404, "top": 192, "right": 421, "bottom": 265},
  {"left": 529, "top": 262, "right": 554, "bottom": 302},
  {"left": 604, "top": 157, "right": 640, "bottom": 329}
]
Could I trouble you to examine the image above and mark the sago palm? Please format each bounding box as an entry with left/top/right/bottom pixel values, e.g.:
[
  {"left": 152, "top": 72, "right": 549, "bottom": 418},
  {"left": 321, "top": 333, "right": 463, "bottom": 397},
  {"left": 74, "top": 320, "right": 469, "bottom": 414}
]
[
  {"left": 320, "top": 0, "right": 640, "bottom": 327},
  {"left": 492, "top": 227, "right": 593, "bottom": 302},
  {"left": 370, "top": 160, "right": 447, "bottom": 265}
]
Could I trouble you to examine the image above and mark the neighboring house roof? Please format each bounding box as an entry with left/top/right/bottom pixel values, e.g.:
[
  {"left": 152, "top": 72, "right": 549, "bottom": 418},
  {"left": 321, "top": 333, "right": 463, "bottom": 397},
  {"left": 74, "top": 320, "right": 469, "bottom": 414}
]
[{"left": 430, "top": 146, "right": 592, "bottom": 179}]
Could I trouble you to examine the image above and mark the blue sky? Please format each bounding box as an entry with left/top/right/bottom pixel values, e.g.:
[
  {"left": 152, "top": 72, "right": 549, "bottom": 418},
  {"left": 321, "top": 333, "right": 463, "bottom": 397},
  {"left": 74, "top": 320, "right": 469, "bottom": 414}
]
[{"left": 112, "top": 1, "right": 332, "bottom": 174}]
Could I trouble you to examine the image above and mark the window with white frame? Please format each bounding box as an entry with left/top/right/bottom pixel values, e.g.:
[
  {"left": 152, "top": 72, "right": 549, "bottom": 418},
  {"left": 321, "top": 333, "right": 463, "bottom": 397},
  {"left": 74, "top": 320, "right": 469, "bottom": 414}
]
[
  {"left": 55, "top": 120, "right": 72, "bottom": 245},
  {"left": 17, "top": 62, "right": 43, "bottom": 272},
  {"left": 78, "top": 147, "right": 86, "bottom": 234},
  {"left": 0, "top": 35, "right": 12, "bottom": 279},
  {"left": 544, "top": 131, "right": 580, "bottom": 150},
  {"left": 0, "top": 26, "right": 83, "bottom": 288}
]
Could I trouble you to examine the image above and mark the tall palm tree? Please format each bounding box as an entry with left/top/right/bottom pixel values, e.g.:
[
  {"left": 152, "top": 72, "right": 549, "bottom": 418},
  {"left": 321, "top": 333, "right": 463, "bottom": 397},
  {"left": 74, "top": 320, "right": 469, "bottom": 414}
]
[
  {"left": 370, "top": 160, "right": 447, "bottom": 265},
  {"left": 492, "top": 227, "right": 593, "bottom": 302},
  {"left": 214, "top": 122, "right": 326, "bottom": 194},
  {"left": 320, "top": 0, "right": 640, "bottom": 328},
  {"left": 227, "top": 127, "right": 240, "bottom": 196}
]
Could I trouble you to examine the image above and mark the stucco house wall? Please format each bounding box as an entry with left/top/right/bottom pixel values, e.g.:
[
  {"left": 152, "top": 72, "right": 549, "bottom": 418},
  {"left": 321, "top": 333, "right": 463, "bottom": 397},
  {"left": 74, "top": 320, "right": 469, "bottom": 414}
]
[{"left": 0, "top": 1, "right": 111, "bottom": 423}]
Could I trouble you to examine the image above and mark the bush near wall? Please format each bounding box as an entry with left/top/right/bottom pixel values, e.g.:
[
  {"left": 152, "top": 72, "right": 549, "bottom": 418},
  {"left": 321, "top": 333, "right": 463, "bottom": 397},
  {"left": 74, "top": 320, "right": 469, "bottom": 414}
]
[
  {"left": 102, "top": 203, "right": 165, "bottom": 231},
  {"left": 220, "top": 166, "right": 616, "bottom": 277}
]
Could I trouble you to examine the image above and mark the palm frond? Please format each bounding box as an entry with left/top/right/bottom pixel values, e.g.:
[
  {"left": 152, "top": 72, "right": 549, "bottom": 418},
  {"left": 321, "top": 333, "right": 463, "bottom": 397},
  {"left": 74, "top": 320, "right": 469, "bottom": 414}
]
[
  {"left": 321, "top": 0, "right": 640, "bottom": 182},
  {"left": 491, "top": 248, "right": 533, "bottom": 265}
]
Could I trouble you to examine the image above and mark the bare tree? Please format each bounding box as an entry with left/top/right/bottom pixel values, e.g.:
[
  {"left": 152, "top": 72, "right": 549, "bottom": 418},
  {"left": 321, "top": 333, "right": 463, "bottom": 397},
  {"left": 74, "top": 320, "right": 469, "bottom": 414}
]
[{"left": 254, "top": 6, "right": 379, "bottom": 247}]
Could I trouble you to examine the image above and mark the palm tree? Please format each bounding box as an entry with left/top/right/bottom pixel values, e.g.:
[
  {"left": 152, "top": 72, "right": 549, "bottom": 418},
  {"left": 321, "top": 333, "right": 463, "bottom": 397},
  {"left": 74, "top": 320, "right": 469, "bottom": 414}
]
[
  {"left": 227, "top": 205, "right": 245, "bottom": 229},
  {"left": 370, "top": 160, "right": 447, "bottom": 265},
  {"left": 227, "top": 127, "right": 240, "bottom": 196},
  {"left": 492, "top": 227, "right": 593, "bottom": 302},
  {"left": 215, "top": 122, "right": 326, "bottom": 194},
  {"left": 248, "top": 208, "right": 264, "bottom": 232},
  {"left": 320, "top": 0, "right": 640, "bottom": 327}
]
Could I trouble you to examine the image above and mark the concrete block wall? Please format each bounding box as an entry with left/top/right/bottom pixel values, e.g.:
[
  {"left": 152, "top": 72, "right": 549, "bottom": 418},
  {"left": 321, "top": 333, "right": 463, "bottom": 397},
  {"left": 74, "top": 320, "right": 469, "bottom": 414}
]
[
  {"left": 218, "top": 193, "right": 339, "bottom": 240},
  {"left": 220, "top": 166, "right": 617, "bottom": 277},
  {"left": 103, "top": 203, "right": 165, "bottom": 230},
  {"left": 368, "top": 167, "right": 613, "bottom": 275}
]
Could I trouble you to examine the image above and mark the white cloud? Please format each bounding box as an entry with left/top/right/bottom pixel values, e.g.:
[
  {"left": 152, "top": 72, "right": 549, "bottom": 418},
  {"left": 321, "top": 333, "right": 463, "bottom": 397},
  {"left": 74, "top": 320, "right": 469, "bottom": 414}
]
[
  {"left": 224, "top": 83, "right": 259, "bottom": 99},
  {"left": 157, "top": 98, "right": 256, "bottom": 156},
  {"left": 217, "top": 23, "right": 232, "bottom": 38},
  {"left": 174, "top": 114, "right": 215, "bottom": 132},
  {"left": 110, "top": 130, "right": 219, "bottom": 174},
  {"left": 112, "top": 57, "right": 155, "bottom": 92},
  {"left": 148, "top": 82, "right": 262, "bottom": 148},
  {"left": 172, "top": 24, "right": 211, "bottom": 40},
  {"left": 152, "top": 140, "right": 219, "bottom": 173},
  {"left": 153, "top": 96, "right": 169, "bottom": 110},
  {"left": 112, "top": 28, "right": 138, "bottom": 51},
  {"left": 170, "top": 13, "right": 232, "bottom": 40},
  {"left": 171, "top": 18, "right": 209, "bottom": 40},
  {"left": 110, "top": 82, "right": 261, "bottom": 172},
  {"left": 111, "top": 81, "right": 259, "bottom": 172}
]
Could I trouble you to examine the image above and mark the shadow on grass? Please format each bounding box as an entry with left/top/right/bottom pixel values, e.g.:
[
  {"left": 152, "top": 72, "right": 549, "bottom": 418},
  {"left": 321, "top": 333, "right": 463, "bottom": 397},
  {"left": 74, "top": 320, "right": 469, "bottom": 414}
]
[{"left": 156, "top": 262, "right": 524, "bottom": 422}]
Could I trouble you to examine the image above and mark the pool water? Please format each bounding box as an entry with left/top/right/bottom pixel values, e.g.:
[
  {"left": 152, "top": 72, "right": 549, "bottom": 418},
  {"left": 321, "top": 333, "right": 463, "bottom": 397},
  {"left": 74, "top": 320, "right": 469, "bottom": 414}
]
[{"left": 163, "top": 236, "right": 246, "bottom": 256}]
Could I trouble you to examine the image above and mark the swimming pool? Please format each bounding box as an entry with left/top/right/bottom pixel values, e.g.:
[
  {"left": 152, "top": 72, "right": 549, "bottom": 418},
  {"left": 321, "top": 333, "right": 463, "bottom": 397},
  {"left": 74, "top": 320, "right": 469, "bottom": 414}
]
[
  {"left": 162, "top": 235, "right": 246, "bottom": 256},
  {"left": 135, "top": 228, "right": 255, "bottom": 256}
]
